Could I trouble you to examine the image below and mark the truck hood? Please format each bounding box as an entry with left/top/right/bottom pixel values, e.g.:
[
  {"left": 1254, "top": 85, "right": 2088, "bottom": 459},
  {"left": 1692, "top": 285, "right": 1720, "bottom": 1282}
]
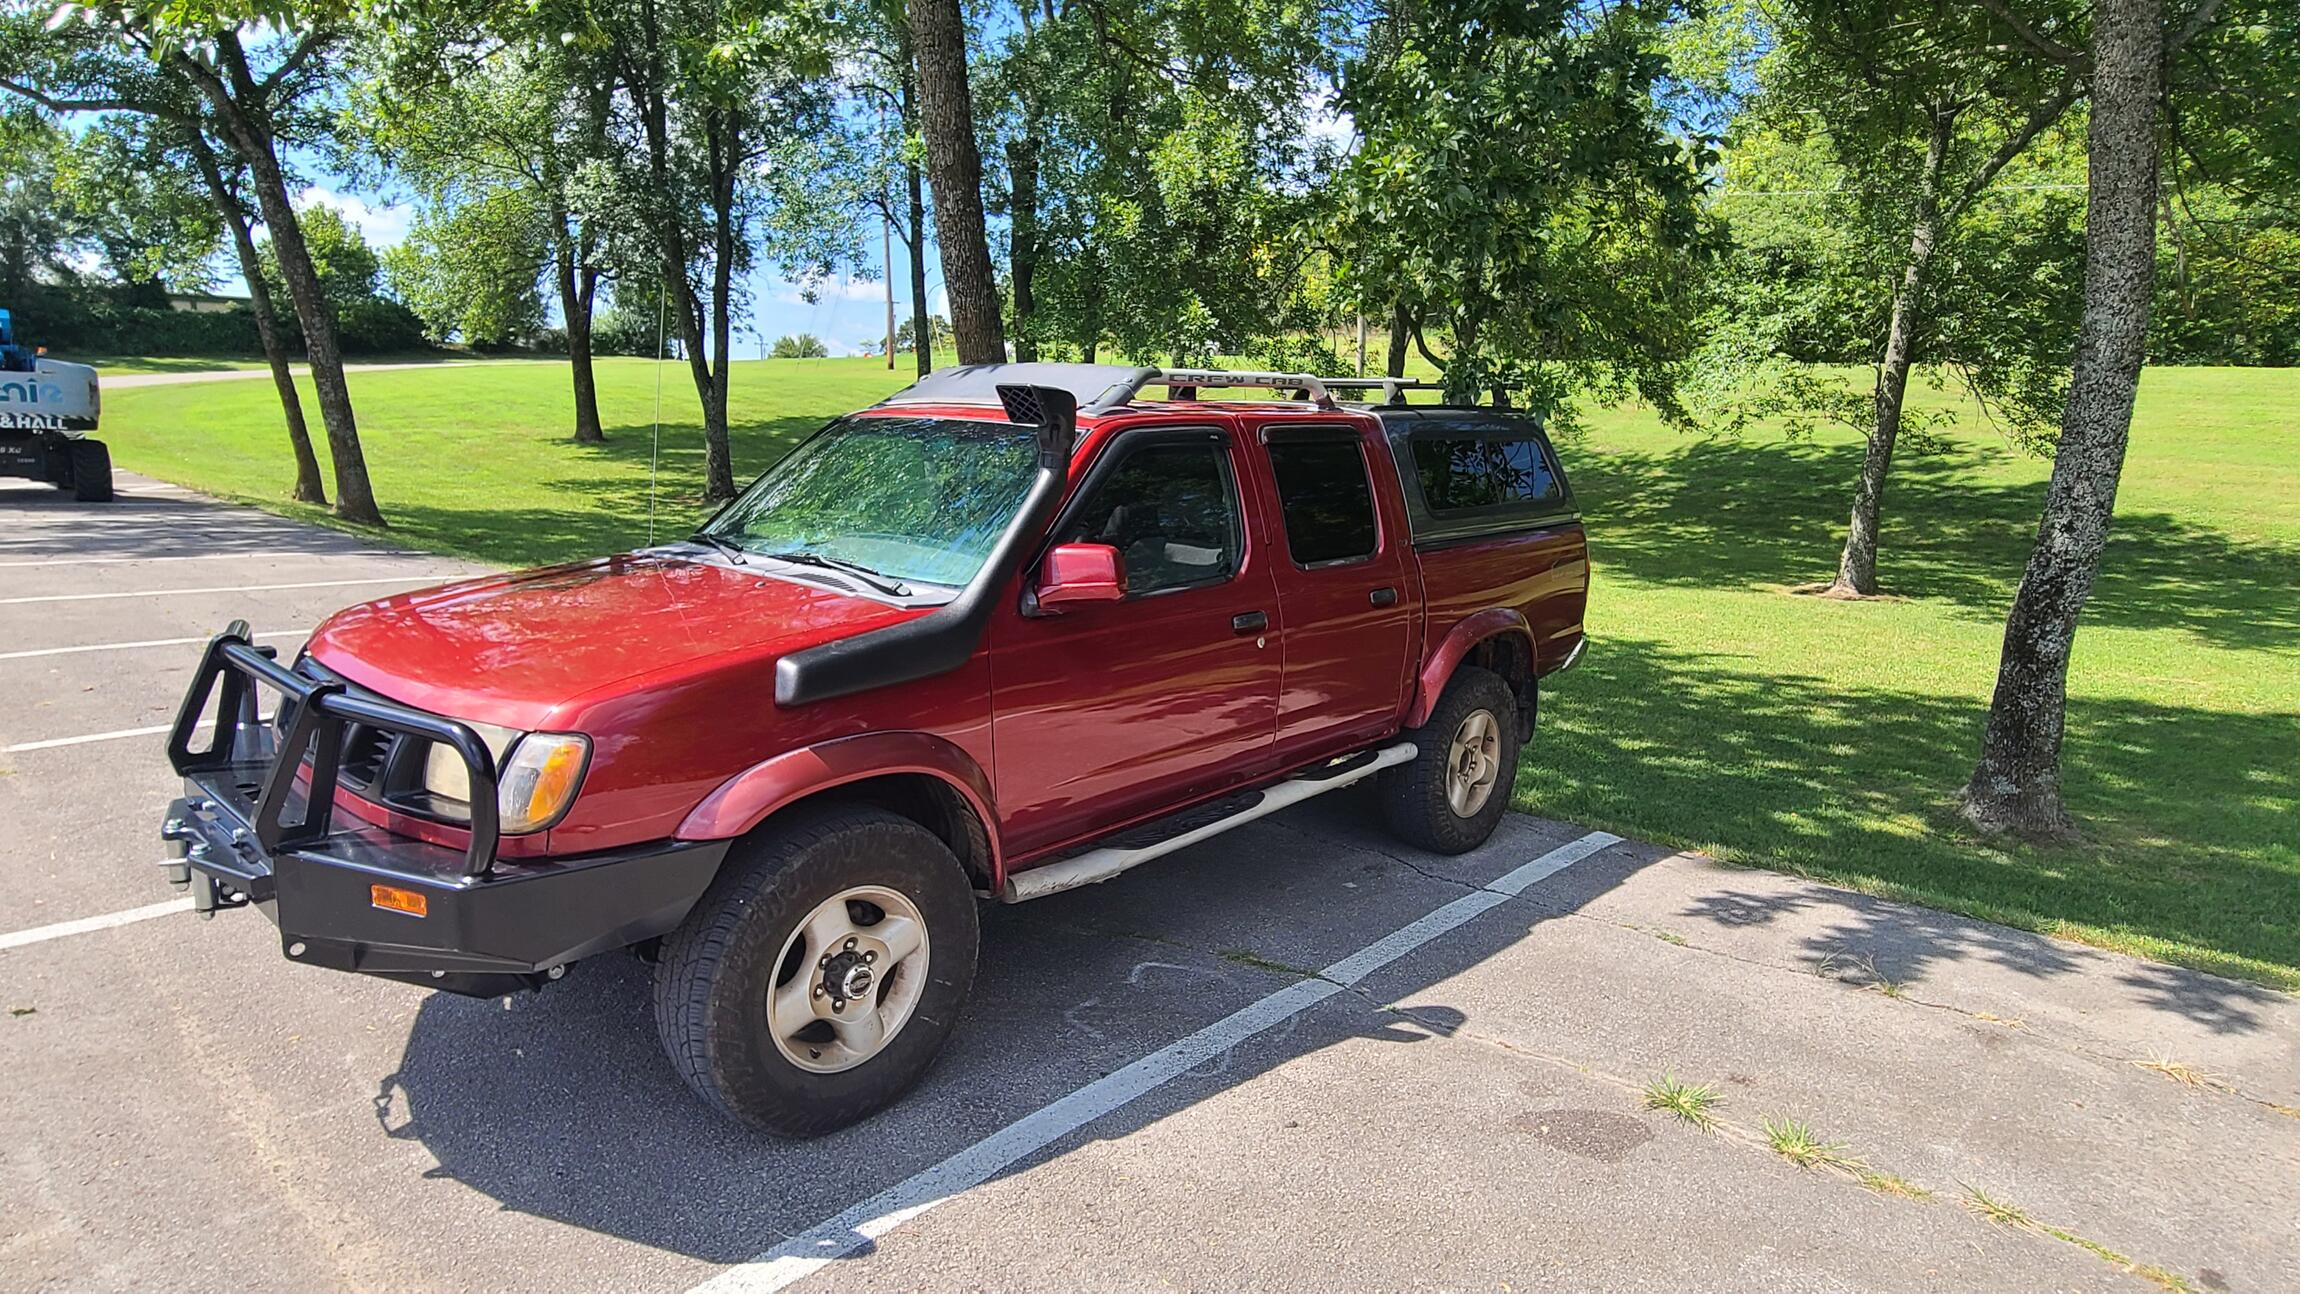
[{"left": 304, "top": 553, "right": 920, "bottom": 731}]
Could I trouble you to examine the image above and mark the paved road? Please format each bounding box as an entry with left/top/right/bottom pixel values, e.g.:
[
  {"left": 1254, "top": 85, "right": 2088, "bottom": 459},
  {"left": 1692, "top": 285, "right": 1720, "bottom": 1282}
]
[{"left": 3, "top": 472, "right": 2295, "bottom": 1293}]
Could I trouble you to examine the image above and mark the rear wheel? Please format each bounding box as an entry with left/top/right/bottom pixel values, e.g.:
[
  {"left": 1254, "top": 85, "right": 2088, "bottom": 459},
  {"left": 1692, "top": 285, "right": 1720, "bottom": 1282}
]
[
  {"left": 68, "top": 439, "right": 111, "bottom": 502},
  {"left": 653, "top": 803, "right": 979, "bottom": 1135},
  {"left": 1379, "top": 664, "right": 1522, "bottom": 854}
]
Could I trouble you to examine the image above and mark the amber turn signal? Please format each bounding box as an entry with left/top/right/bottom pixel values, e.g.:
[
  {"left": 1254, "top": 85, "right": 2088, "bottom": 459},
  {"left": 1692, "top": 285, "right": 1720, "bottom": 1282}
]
[{"left": 371, "top": 884, "right": 428, "bottom": 917}]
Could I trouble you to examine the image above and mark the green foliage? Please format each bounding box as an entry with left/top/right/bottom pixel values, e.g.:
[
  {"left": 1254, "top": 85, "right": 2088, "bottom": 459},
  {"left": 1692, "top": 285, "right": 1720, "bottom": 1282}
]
[
  {"left": 383, "top": 192, "right": 550, "bottom": 345},
  {"left": 52, "top": 115, "right": 222, "bottom": 301},
  {"left": 259, "top": 203, "right": 381, "bottom": 314},
  {"left": 1689, "top": 1, "right": 2086, "bottom": 450},
  {"left": 891, "top": 314, "right": 950, "bottom": 354},
  {"left": 981, "top": 0, "right": 1347, "bottom": 362},
  {"left": 769, "top": 332, "right": 828, "bottom": 358},
  {"left": 1335, "top": 0, "right": 1717, "bottom": 422}
]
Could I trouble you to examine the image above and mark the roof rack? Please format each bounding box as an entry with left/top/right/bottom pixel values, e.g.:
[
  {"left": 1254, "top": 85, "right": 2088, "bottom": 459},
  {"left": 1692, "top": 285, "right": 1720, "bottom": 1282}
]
[
  {"left": 1318, "top": 377, "right": 1446, "bottom": 407},
  {"left": 1085, "top": 367, "right": 1337, "bottom": 413}
]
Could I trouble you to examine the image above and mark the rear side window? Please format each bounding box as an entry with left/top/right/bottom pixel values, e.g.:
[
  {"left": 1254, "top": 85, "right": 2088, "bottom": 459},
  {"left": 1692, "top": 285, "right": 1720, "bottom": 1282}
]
[
  {"left": 1267, "top": 437, "right": 1378, "bottom": 566},
  {"left": 1411, "top": 435, "right": 1563, "bottom": 512}
]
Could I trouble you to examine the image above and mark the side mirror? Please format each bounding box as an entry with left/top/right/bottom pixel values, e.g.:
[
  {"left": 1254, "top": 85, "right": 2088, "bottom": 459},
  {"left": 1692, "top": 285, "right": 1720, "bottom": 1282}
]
[{"left": 1035, "top": 542, "right": 1125, "bottom": 610}]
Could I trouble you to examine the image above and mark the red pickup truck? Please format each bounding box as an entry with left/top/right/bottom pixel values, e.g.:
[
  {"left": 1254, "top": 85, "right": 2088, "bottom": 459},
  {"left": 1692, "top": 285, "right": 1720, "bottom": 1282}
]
[{"left": 160, "top": 363, "right": 1588, "bottom": 1134}]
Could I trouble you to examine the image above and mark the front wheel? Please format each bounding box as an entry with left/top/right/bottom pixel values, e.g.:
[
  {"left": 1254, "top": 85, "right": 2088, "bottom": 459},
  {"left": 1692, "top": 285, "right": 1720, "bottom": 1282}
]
[
  {"left": 68, "top": 439, "right": 112, "bottom": 502},
  {"left": 1378, "top": 664, "right": 1523, "bottom": 854},
  {"left": 653, "top": 803, "right": 979, "bottom": 1135}
]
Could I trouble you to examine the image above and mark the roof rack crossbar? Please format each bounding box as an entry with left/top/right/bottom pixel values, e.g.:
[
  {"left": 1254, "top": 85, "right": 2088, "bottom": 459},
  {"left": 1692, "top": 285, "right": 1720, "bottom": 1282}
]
[
  {"left": 1084, "top": 367, "right": 1337, "bottom": 413},
  {"left": 1317, "top": 377, "right": 1446, "bottom": 406}
]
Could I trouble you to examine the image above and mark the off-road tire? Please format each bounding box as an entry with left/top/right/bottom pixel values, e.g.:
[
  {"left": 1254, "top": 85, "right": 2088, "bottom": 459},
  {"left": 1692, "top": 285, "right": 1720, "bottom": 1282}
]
[
  {"left": 653, "top": 803, "right": 979, "bottom": 1136},
  {"left": 68, "top": 439, "right": 112, "bottom": 502},
  {"left": 1378, "top": 664, "right": 1522, "bottom": 854}
]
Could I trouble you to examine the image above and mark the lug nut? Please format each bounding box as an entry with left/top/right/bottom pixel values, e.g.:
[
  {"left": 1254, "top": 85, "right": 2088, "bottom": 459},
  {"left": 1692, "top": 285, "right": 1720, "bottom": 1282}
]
[
  {"left": 862, "top": 951, "right": 876, "bottom": 963},
  {"left": 831, "top": 998, "right": 845, "bottom": 1013},
  {"left": 813, "top": 984, "right": 824, "bottom": 997},
  {"left": 843, "top": 937, "right": 857, "bottom": 951}
]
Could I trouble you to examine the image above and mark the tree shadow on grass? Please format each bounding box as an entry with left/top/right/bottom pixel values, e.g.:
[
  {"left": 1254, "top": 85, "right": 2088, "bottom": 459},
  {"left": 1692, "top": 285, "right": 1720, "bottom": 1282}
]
[
  {"left": 1569, "top": 436, "right": 2300, "bottom": 652},
  {"left": 1523, "top": 634, "right": 2300, "bottom": 987}
]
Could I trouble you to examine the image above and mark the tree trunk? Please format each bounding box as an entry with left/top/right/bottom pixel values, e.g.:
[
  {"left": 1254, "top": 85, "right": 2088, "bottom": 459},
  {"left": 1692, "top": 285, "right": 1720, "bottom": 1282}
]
[
  {"left": 1386, "top": 303, "right": 1411, "bottom": 378},
  {"left": 1960, "top": 0, "right": 2162, "bottom": 841},
  {"left": 556, "top": 231, "right": 606, "bottom": 444},
  {"left": 898, "top": 32, "right": 934, "bottom": 378},
  {"left": 702, "top": 110, "right": 739, "bottom": 503},
  {"left": 906, "top": 166, "right": 933, "bottom": 377},
  {"left": 1007, "top": 133, "right": 1040, "bottom": 362},
  {"left": 910, "top": 0, "right": 1007, "bottom": 363},
  {"left": 189, "top": 136, "right": 324, "bottom": 505},
  {"left": 1830, "top": 109, "right": 1952, "bottom": 597},
  {"left": 181, "top": 42, "right": 382, "bottom": 527}
]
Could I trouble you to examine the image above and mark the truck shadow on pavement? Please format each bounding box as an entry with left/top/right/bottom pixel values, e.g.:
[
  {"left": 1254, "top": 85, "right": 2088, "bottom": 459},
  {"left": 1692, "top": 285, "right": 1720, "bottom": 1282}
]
[{"left": 368, "top": 802, "right": 1639, "bottom": 1263}]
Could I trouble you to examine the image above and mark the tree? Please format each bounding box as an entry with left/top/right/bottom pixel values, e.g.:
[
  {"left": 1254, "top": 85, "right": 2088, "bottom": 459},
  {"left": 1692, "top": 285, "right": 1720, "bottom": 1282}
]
[
  {"left": 3, "top": 6, "right": 387, "bottom": 525},
  {"left": 1960, "top": 0, "right": 2286, "bottom": 837},
  {"left": 382, "top": 196, "right": 549, "bottom": 346},
  {"left": 1721, "top": 2, "right": 2085, "bottom": 598},
  {"left": 910, "top": 0, "right": 1005, "bottom": 362},
  {"left": 892, "top": 312, "right": 949, "bottom": 353},
  {"left": 184, "top": 126, "right": 326, "bottom": 503},
  {"left": 258, "top": 203, "right": 381, "bottom": 313},
  {"left": 52, "top": 116, "right": 222, "bottom": 308},
  {"left": 976, "top": 0, "right": 1345, "bottom": 365},
  {"left": 770, "top": 332, "right": 829, "bottom": 357},
  {"left": 0, "top": 108, "right": 87, "bottom": 308},
  {"left": 1336, "top": 0, "right": 1716, "bottom": 420},
  {"left": 355, "top": 33, "right": 617, "bottom": 439},
  {"left": 841, "top": 0, "right": 936, "bottom": 377},
  {"left": 570, "top": 0, "right": 850, "bottom": 500}
]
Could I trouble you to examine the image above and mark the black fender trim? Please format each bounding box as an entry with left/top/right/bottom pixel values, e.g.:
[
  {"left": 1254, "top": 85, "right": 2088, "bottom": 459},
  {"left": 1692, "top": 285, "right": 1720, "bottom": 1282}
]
[{"left": 773, "top": 385, "right": 1077, "bottom": 708}]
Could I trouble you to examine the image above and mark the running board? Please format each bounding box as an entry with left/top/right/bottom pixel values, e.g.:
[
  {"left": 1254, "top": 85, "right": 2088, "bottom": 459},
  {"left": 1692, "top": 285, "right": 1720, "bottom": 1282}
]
[{"left": 1000, "top": 741, "right": 1419, "bottom": 903}]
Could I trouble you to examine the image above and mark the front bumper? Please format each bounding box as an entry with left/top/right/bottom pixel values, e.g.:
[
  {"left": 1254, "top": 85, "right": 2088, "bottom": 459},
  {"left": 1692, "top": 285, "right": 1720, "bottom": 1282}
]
[{"left": 158, "top": 624, "right": 728, "bottom": 997}]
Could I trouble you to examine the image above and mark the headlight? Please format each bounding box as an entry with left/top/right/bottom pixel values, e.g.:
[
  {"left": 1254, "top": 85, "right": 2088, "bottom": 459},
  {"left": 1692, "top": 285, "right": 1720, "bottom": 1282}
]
[
  {"left": 495, "top": 732, "right": 591, "bottom": 834},
  {"left": 418, "top": 720, "right": 520, "bottom": 809}
]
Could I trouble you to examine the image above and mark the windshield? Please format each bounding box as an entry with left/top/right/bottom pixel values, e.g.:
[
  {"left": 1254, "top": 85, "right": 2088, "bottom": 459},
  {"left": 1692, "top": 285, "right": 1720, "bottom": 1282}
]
[{"left": 698, "top": 415, "right": 1038, "bottom": 589}]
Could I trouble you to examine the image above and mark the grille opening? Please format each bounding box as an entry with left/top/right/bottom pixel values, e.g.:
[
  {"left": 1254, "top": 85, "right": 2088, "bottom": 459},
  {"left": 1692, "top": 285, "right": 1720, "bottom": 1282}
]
[{"left": 340, "top": 724, "right": 392, "bottom": 787}]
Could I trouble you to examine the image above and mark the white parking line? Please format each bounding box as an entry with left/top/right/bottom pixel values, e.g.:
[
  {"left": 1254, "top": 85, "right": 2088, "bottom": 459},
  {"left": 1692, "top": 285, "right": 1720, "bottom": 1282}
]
[
  {"left": 3, "top": 713, "right": 269, "bottom": 754},
  {"left": 692, "top": 830, "right": 1623, "bottom": 1294},
  {"left": 0, "top": 550, "right": 398, "bottom": 568},
  {"left": 0, "top": 896, "right": 193, "bottom": 952},
  {"left": 0, "top": 575, "right": 425, "bottom": 605},
  {"left": 0, "top": 628, "right": 308, "bottom": 662}
]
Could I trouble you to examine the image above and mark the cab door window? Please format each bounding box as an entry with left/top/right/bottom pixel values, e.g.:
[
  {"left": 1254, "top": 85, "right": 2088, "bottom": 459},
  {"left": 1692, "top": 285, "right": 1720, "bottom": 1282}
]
[{"left": 1054, "top": 440, "right": 1240, "bottom": 596}]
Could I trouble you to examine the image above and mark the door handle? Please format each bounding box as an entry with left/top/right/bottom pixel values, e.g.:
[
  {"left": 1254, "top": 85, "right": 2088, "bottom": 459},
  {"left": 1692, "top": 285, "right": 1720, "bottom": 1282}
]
[
  {"left": 1369, "top": 586, "right": 1398, "bottom": 608},
  {"left": 1231, "top": 611, "right": 1269, "bottom": 634}
]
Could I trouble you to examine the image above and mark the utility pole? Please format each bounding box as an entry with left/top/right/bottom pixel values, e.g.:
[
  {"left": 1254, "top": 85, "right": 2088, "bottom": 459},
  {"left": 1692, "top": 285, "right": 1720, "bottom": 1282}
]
[
  {"left": 1355, "top": 313, "right": 1368, "bottom": 376},
  {"left": 884, "top": 216, "right": 897, "bottom": 369}
]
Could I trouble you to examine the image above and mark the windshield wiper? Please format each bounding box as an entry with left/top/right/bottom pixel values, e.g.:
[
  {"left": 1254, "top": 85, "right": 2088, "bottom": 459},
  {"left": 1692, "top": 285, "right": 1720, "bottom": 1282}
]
[
  {"left": 763, "top": 549, "right": 911, "bottom": 597},
  {"left": 689, "top": 532, "right": 748, "bottom": 564}
]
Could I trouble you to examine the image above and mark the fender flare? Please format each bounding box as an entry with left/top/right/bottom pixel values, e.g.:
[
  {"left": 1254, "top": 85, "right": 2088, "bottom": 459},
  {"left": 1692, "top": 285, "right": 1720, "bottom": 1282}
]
[
  {"left": 676, "top": 732, "right": 1003, "bottom": 883},
  {"left": 1407, "top": 608, "right": 1539, "bottom": 729}
]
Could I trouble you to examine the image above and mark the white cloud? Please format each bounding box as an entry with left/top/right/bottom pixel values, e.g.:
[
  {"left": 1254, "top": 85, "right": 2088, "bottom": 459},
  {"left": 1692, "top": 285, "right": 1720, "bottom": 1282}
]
[{"left": 297, "top": 186, "right": 415, "bottom": 249}]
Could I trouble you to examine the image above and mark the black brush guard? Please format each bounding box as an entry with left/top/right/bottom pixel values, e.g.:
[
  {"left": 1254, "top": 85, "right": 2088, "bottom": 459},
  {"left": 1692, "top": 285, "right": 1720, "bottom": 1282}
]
[{"left": 159, "top": 622, "right": 727, "bottom": 997}]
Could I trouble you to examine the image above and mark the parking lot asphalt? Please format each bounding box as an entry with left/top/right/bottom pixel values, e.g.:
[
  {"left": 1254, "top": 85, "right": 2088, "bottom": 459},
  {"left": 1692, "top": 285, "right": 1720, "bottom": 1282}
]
[{"left": 5, "top": 473, "right": 2296, "bottom": 1293}]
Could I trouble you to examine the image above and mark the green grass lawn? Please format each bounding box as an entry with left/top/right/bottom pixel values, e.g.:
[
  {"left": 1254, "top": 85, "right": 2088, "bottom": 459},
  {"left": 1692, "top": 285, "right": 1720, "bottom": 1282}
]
[{"left": 99, "top": 357, "right": 2300, "bottom": 988}]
